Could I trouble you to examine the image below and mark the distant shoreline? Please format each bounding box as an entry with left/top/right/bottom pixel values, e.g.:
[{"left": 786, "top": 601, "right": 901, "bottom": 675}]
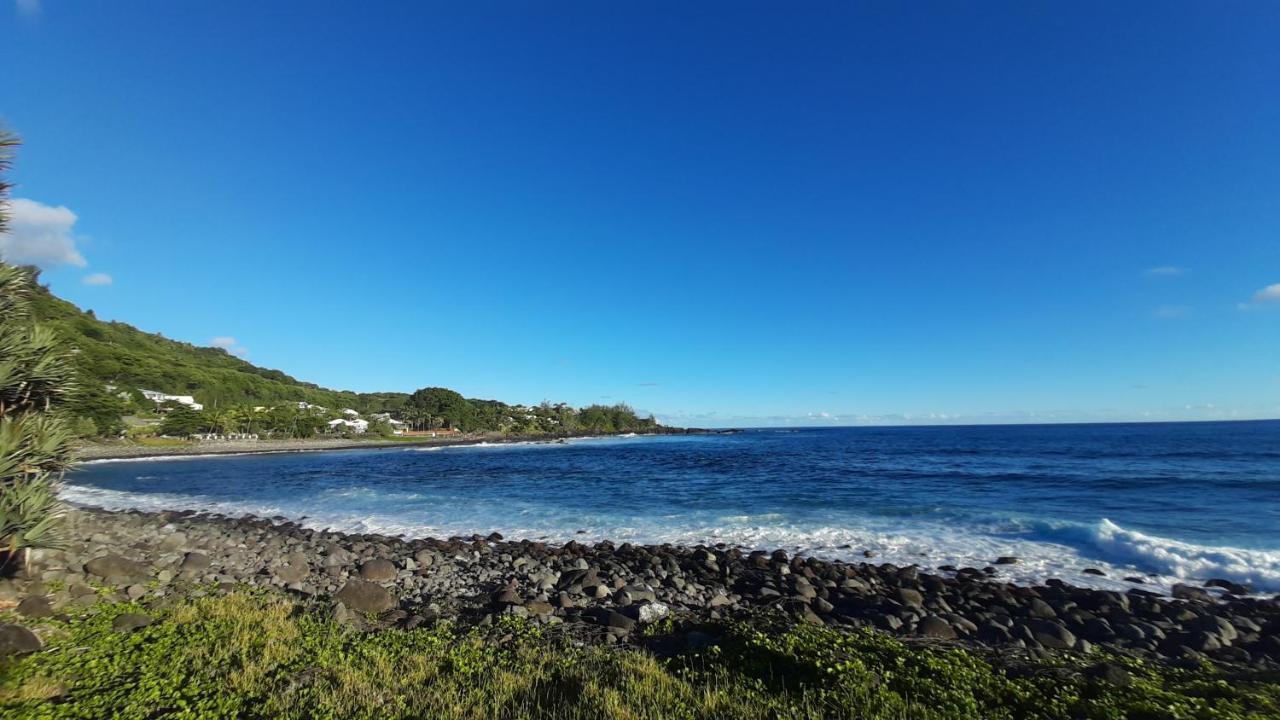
[{"left": 73, "top": 428, "right": 705, "bottom": 462}]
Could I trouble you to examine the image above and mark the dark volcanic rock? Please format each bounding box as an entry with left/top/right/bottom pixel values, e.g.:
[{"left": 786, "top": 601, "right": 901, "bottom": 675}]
[
  {"left": 336, "top": 580, "right": 396, "bottom": 613},
  {"left": 918, "top": 616, "right": 957, "bottom": 639},
  {"left": 276, "top": 562, "right": 310, "bottom": 584},
  {"left": 180, "top": 552, "right": 211, "bottom": 572},
  {"left": 604, "top": 610, "right": 636, "bottom": 632},
  {"left": 1204, "top": 578, "right": 1250, "bottom": 595},
  {"left": 112, "top": 613, "right": 155, "bottom": 632},
  {"left": 359, "top": 559, "right": 398, "bottom": 582},
  {"left": 1084, "top": 662, "right": 1131, "bottom": 687},
  {"left": 16, "top": 596, "right": 54, "bottom": 619},
  {"left": 0, "top": 624, "right": 42, "bottom": 656},
  {"left": 1172, "top": 584, "right": 1212, "bottom": 603},
  {"left": 42, "top": 505, "right": 1280, "bottom": 668},
  {"left": 84, "top": 554, "right": 147, "bottom": 580}
]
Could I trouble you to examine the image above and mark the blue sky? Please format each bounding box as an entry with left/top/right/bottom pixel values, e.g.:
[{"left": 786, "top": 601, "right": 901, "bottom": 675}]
[{"left": 2, "top": 2, "right": 1278, "bottom": 427}]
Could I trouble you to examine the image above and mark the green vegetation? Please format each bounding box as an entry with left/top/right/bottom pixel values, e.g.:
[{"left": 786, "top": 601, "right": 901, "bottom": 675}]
[
  {"left": 0, "top": 134, "right": 72, "bottom": 566},
  {"left": 26, "top": 279, "right": 392, "bottom": 415},
  {"left": 12, "top": 271, "right": 659, "bottom": 439},
  {"left": 2, "top": 592, "right": 1276, "bottom": 719}
]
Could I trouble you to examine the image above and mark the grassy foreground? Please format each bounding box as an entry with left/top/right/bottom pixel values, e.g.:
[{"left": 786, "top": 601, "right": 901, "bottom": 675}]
[{"left": 2, "top": 592, "right": 1277, "bottom": 719}]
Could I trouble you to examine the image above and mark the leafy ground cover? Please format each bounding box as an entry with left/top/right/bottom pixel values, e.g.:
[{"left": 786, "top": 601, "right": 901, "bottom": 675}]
[{"left": 2, "top": 591, "right": 1276, "bottom": 719}]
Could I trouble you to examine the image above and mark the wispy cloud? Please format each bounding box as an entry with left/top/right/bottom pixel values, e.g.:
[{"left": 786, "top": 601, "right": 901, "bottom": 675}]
[
  {"left": 1153, "top": 304, "right": 1190, "bottom": 319},
  {"left": 1143, "top": 265, "right": 1184, "bottom": 278},
  {"left": 82, "top": 272, "right": 113, "bottom": 286},
  {"left": 0, "top": 198, "right": 87, "bottom": 269},
  {"left": 1253, "top": 283, "right": 1280, "bottom": 303},
  {"left": 1237, "top": 283, "right": 1280, "bottom": 311}
]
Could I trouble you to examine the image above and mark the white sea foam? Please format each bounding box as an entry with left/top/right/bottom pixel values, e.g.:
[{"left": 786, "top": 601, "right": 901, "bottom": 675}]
[
  {"left": 1085, "top": 519, "right": 1280, "bottom": 592},
  {"left": 59, "top": 480, "right": 1280, "bottom": 595}
]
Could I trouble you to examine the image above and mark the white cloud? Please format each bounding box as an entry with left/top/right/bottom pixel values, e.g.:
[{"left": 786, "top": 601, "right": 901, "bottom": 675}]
[
  {"left": 1, "top": 198, "right": 87, "bottom": 269},
  {"left": 1143, "top": 266, "right": 1183, "bottom": 277},
  {"left": 1237, "top": 283, "right": 1280, "bottom": 311},
  {"left": 1253, "top": 283, "right": 1280, "bottom": 303},
  {"left": 82, "top": 272, "right": 113, "bottom": 286}
]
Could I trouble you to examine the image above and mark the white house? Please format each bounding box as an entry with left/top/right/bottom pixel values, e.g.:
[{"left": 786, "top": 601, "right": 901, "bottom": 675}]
[
  {"left": 341, "top": 408, "right": 360, "bottom": 417},
  {"left": 139, "top": 389, "right": 204, "bottom": 411},
  {"left": 327, "top": 418, "right": 369, "bottom": 434}
]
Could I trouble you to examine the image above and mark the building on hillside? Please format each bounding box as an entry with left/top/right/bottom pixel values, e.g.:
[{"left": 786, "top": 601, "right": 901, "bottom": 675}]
[
  {"left": 295, "top": 402, "right": 327, "bottom": 412},
  {"left": 369, "top": 412, "right": 409, "bottom": 435},
  {"left": 139, "top": 389, "right": 204, "bottom": 411},
  {"left": 341, "top": 408, "right": 360, "bottom": 417},
  {"left": 327, "top": 418, "right": 369, "bottom": 434}
]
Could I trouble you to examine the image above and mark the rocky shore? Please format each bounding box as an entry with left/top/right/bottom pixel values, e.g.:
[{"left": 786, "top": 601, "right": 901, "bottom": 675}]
[{"left": 4, "top": 507, "right": 1278, "bottom": 671}]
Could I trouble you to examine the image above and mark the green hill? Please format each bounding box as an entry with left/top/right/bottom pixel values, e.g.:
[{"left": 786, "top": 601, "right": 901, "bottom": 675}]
[
  {"left": 27, "top": 271, "right": 404, "bottom": 413},
  {"left": 17, "top": 267, "right": 657, "bottom": 438}
]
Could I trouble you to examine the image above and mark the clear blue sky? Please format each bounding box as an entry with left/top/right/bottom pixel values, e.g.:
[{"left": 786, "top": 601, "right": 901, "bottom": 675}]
[{"left": 2, "top": 2, "right": 1278, "bottom": 426}]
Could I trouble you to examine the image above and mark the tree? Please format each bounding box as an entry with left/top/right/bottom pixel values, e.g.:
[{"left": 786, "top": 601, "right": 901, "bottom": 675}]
[
  {"left": 158, "top": 405, "right": 205, "bottom": 436},
  {"left": 64, "top": 382, "right": 128, "bottom": 437},
  {"left": 406, "top": 387, "right": 476, "bottom": 431},
  {"left": 0, "top": 131, "right": 76, "bottom": 567}
]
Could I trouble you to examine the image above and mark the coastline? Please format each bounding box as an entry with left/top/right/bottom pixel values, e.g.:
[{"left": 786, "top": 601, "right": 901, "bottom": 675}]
[
  {"left": 74, "top": 428, "right": 702, "bottom": 462},
  {"left": 11, "top": 505, "right": 1278, "bottom": 669}
]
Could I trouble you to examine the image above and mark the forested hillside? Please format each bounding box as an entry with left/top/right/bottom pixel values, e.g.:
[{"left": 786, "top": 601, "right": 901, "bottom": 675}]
[
  {"left": 18, "top": 268, "right": 659, "bottom": 438},
  {"left": 27, "top": 271, "right": 399, "bottom": 412}
]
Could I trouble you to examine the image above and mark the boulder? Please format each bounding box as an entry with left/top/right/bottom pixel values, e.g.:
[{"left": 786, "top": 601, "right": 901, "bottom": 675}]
[
  {"left": 16, "top": 596, "right": 53, "bottom": 619},
  {"left": 180, "top": 552, "right": 211, "bottom": 573},
  {"left": 1084, "top": 662, "right": 1131, "bottom": 687},
  {"left": 603, "top": 611, "right": 636, "bottom": 632},
  {"left": 525, "top": 601, "right": 555, "bottom": 617},
  {"left": 0, "top": 624, "right": 42, "bottom": 656},
  {"left": 493, "top": 589, "right": 522, "bottom": 606},
  {"left": 84, "top": 555, "right": 147, "bottom": 581},
  {"left": 112, "top": 613, "right": 155, "bottom": 633},
  {"left": 636, "top": 602, "right": 670, "bottom": 624},
  {"left": 1026, "top": 620, "right": 1077, "bottom": 650},
  {"left": 335, "top": 580, "right": 396, "bottom": 614},
  {"left": 1171, "top": 584, "right": 1212, "bottom": 603},
  {"left": 896, "top": 588, "right": 924, "bottom": 607},
  {"left": 1204, "top": 578, "right": 1250, "bottom": 595},
  {"left": 1027, "top": 598, "right": 1057, "bottom": 619},
  {"left": 918, "top": 616, "right": 957, "bottom": 639},
  {"left": 358, "top": 559, "right": 397, "bottom": 582},
  {"left": 275, "top": 563, "right": 309, "bottom": 584}
]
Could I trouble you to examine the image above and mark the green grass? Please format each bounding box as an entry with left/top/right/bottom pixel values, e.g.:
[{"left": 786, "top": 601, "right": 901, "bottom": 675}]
[{"left": 1, "top": 592, "right": 1277, "bottom": 719}]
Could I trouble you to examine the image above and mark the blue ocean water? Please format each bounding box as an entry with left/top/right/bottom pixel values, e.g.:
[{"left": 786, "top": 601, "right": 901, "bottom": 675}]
[{"left": 67, "top": 421, "right": 1280, "bottom": 593}]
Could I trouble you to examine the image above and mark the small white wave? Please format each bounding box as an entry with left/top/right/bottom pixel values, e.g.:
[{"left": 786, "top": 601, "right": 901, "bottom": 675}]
[
  {"left": 59, "top": 479, "right": 1280, "bottom": 595},
  {"left": 78, "top": 453, "right": 249, "bottom": 465},
  {"left": 1088, "top": 519, "right": 1280, "bottom": 592}
]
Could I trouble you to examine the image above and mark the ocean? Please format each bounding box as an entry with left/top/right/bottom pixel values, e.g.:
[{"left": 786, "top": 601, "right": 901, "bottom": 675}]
[{"left": 66, "top": 420, "right": 1280, "bottom": 594}]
